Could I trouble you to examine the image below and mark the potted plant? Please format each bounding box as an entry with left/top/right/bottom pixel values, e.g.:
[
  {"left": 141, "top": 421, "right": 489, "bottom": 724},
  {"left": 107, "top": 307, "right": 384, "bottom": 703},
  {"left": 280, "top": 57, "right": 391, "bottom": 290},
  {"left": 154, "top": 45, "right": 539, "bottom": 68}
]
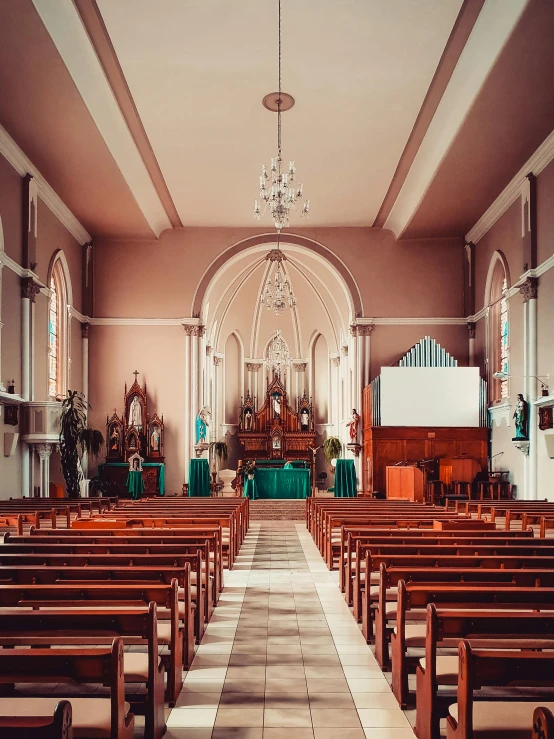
[
  {"left": 244, "top": 460, "right": 256, "bottom": 480},
  {"left": 59, "top": 390, "right": 105, "bottom": 498},
  {"left": 323, "top": 436, "right": 342, "bottom": 470},
  {"left": 209, "top": 439, "right": 229, "bottom": 482}
]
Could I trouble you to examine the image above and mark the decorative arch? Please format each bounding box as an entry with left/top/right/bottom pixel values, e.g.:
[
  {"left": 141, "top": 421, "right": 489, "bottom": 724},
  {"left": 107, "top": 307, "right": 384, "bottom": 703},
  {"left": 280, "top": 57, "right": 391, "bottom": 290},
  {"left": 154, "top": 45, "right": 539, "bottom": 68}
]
[
  {"left": 485, "top": 251, "right": 510, "bottom": 403},
  {"left": 193, "top": 232, "right": 363, "bottom": 321},
  {"left": 47, "top": 250, "right": 73, "bottom": 398}
]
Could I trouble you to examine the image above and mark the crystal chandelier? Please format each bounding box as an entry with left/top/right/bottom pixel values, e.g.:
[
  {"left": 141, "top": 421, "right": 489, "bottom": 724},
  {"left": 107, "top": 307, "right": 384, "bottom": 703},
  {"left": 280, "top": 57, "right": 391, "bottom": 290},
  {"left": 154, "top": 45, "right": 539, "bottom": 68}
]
[
  {"left": 254, "top": 0, "right": 309, "bottom": 230},
  {"left": 260, "top": 234, "right": 296, "bottom": 316},
  {"left": 265, "top": 329, "right": 292, "bottom": 371}
]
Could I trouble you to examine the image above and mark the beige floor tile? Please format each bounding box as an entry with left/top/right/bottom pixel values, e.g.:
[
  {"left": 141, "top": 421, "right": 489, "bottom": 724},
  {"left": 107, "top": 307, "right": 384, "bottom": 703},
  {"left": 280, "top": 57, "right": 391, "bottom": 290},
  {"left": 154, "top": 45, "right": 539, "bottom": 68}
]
[
  {"left": 263, "top": 708, "right": 313, "bottom": 728},
  {"left": 214, "top": 708, "right": 264, "bottom": 727},
  {"left": 304, "top": 665, "right": 345, "bottom": 679},
  {"left": 213, "top": 729, "right": 263, "bottom": 739},
  {"left": 311, "top": 709, "right": 362, "bottom": 728},
  {"left": 265, "top": 678, "right": 308, "bottom": 694},
  {"left": 308, "top": 693, "right": 357, "bottom": 709},
  {"left": 347, "top": 678, "right": 392, "bottom": 693},
  {"left": 226, "top": 665, "right": 266, "bottom": 680},
  {"left": 265, "top": 693, "right": 310, "bottom": 709},
  {"left": 306, "top": 678, "right": 351, "bottom": 694},
  {"left": 222, "top": 679, "right": 265, "bottom": 694},
  {"left": 266, "top": 665, "right": 306, "bottom": 679},
  {"left": 314, "top": 729, "right": 366, "bottom": 739},
  {"left": 357, "top": 709, "right": 412, "bottom": 729},
  {"left": 263, "top": 730, "right": 314, "bottom": 739},
  {"left": 175, "top": 691, "right": 221, "bottom": 708},
  {"left": 166, "top": 707, "right": 218, "bottom": 728},
  {"left": 362, "top": 730, "right": 416, "bottom": 739},
  {"left": 351, "top": 692, "right": 399, "bottom": 710},
  {"left": 164, "top": 730, "right": 213, "bottom": 739},
  {"left": 219, "top": 692, "right": 265, "bottom": 708},
  {"left": 180, "top": 680, "right": 224, "bottom": 693}
]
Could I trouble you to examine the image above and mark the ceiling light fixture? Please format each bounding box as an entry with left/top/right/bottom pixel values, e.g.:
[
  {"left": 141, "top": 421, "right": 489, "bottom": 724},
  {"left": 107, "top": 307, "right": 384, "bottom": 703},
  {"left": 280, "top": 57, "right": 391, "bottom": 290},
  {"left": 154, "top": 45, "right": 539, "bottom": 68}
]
[
  {"left": 254, "top": 0, "right": 309, "bottom": 230},
  {"left": 260, "top": 232, "right": 296, "bottom": 316},
  {"left": 265, "top": 329, "right": 292, "bottom": 371}
]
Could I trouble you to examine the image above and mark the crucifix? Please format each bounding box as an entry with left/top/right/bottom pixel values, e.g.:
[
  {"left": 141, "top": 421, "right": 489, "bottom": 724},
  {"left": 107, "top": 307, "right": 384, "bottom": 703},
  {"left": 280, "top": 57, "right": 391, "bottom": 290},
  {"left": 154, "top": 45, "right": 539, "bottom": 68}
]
[{"left": 133, "top": 370, "right": 139, "bottom": 383}]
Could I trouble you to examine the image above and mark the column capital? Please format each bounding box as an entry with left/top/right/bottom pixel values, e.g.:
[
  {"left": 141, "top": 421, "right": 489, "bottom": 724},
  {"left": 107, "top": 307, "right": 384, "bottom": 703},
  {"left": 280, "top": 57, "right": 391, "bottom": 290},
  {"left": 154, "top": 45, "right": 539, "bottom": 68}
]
[
  {"left": 21, "top": 277, "right": 41, "bottom": 302},
  {"left": 341, "top": 345, "right": 349, "bottom": 357},
  {"left": 213, "top": 356, "right": 223, "bottom": 367},
  {"left": 246, "top": 362, "right": 263, "bottom": 372},
  {"left": 467, "top": 322, "right": 476, "bottom": 339},
  {"left": 520, "top": 277, "right": 538, "bottom": 302},
  {"left": 183, "top": 323, "right": 205, "bottom": 336},
  {"left": 293, "top": 362, "right": 307, "bottom": 372},
  {"left": 331, "top": 356, "right": 340, "bottom": 367},
  {"left": 35, "top": 443, "right": 54, "bottom": 459},
  {"left": 350, "top": 323, "right": 374, "bottom": 337},
  {"left": 81, "top": 322, "right": 90, "bottom": 339}
]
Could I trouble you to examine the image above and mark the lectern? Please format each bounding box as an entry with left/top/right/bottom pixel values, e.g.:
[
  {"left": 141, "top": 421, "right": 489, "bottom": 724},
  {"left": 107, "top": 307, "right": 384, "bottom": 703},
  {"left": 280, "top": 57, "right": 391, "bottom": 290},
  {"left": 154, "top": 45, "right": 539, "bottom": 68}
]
[{"left": 386, "top": 465, "right": 424, "bottom": 502}]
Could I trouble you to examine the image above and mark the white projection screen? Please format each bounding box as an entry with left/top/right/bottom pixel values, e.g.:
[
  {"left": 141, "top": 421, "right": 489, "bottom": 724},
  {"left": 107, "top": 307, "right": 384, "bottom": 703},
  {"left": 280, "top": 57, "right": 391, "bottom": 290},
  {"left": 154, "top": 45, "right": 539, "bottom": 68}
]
[{"left": 380, "top": 367, "right": 480, "bottom": 427}]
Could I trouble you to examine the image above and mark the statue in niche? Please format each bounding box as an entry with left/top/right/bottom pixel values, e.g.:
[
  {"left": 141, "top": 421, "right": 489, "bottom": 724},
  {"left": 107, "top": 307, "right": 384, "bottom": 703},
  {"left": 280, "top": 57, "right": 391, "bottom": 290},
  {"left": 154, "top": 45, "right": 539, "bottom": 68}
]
[
  {"left": 151, "top": 425, "right": 160, "bottom": 451},
  {"left": 272, "top": 393, "right": 281, "bottom": 418},
  {"left": 109, "top": 426, "right": 120, "bottom": 452},
  {"left": 128, "top": 396, "right": 143, "bottom": 430},
  {"left": 513, "top": 394, "right": 529, "bottom": 439},
  {"left": 244, "top": 409, "right": 253, "bottom": 431},
  {"left": 347, "top": 409, "right": 360, "bottom": 443},
  {"left": 196, "top": 407, "right": 210, "bottom": 444},
  {"left": 300, "top": 409, "right": 309, "bottom": 430}
]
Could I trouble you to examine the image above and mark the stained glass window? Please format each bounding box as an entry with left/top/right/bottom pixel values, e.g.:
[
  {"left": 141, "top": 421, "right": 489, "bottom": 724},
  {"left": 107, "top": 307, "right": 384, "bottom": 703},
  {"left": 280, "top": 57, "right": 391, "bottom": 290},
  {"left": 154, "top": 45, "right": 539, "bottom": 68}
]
[
  {"left": 500, "top": 278, "right": 509, "bottom": 399},
  {"left": 48, "top": 274, "right": 58, "bottom": 397}
]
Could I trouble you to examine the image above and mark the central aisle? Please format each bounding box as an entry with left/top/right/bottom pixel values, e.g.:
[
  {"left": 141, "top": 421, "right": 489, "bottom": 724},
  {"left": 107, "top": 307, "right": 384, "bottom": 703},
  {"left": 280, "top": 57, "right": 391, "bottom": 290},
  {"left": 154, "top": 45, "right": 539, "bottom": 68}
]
[{"left": 165, "top": 522, "right": 413, "bottom": 739}]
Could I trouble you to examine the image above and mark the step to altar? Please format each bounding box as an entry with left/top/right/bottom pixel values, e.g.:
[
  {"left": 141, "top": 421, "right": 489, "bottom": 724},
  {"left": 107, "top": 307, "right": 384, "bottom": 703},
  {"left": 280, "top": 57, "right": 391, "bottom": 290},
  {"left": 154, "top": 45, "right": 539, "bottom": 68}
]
[{"left": 249, "top": 499, "right": 307, "bottom": 520}]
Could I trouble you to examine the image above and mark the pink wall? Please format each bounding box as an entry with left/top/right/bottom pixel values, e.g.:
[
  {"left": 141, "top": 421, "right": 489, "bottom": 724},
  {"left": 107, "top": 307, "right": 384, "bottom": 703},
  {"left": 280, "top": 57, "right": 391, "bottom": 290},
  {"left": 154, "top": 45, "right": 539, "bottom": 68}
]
[
  {"left": 0, "top": 155, "right": 23, "bottom": 264},
  {"left": 537, "top": 158, "right": 554, "bottom": 266}
]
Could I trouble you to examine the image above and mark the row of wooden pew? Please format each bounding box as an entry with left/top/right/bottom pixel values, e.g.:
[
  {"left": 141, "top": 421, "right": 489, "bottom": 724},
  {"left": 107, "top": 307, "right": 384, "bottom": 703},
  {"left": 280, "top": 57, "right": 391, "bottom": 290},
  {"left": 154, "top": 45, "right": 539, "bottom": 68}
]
[
  {"left": 0, "top": 494, "right": 249, "bottom": 738},
  {"left": 308, "top": 496, "right": 554, "bottom": 739}
]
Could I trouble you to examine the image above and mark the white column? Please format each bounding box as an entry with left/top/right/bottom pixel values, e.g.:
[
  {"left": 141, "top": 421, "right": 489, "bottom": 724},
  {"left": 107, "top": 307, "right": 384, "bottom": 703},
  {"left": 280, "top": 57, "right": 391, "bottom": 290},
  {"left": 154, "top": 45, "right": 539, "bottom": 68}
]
[
  {"left": 37, "top": 444, "right": 52, "bottom": 498},
  {"left": 527, "top": 282, "right": 538, "bottom": 500},
  {"left": 467, "top": 323, "right": 476, "bottom": 367},
  {"left": 183, "top": 328, "right": 192, "bottom": 483},
  {"left": 81, "top": 323, "right": 89, "bottom": 478},
  {"left": 21, "top": 279, "right": 37, "bottom": 497},
  {"left": 213, "top": 356, "right": 223, "bottom": 441},
  {"left": 0, "top": 263, "right": 3, "bottom": 373}
]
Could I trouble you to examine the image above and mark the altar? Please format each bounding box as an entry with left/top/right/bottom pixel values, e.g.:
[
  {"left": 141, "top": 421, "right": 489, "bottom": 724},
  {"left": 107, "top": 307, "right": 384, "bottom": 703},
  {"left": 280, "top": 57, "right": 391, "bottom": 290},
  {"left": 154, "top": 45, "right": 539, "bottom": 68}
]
[{"left": 245, "top": 465, "right": 311, "bottom": 499}]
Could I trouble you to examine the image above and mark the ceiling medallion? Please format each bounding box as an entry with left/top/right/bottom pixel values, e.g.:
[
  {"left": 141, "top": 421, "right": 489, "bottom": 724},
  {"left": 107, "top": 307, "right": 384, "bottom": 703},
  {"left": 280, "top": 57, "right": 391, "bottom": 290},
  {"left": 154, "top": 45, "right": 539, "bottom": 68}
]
[{"left": 254, "top": 0, "right": 310, "bottom": 230}]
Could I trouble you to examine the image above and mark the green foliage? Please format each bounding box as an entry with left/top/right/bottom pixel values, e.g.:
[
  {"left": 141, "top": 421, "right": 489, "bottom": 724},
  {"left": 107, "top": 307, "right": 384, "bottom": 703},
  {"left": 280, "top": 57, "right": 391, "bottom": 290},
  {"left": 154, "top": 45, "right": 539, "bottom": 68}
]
[
  {"left": 59, "top": 391, "right": 104, "bottom": 498},
  {"left": 209, "top": 440, "right": 229, "bottom": 470},
  {"left": 323, "top": 436, "right": 342, "bottom": 463}
]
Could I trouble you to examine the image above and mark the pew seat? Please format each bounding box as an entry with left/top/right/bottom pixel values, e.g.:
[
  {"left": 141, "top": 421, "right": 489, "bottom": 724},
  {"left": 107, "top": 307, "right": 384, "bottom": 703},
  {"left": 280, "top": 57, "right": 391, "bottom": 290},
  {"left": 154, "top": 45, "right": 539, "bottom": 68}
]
[
  {"left": 0, "top": 699, "right": 72, "bottom": 738},
  {"left": 448, "top": 701, "right": 554, "bottom": 739},
  {"left": 0, "top": 698, "right": 130, "bottom": 739}
]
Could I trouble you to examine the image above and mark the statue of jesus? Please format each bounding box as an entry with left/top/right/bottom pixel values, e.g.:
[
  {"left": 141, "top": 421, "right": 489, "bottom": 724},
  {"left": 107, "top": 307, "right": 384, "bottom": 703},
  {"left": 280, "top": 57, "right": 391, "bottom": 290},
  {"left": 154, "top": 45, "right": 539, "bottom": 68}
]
[{"left": 347, "top": 409, "right": 360, "bottom": 443}]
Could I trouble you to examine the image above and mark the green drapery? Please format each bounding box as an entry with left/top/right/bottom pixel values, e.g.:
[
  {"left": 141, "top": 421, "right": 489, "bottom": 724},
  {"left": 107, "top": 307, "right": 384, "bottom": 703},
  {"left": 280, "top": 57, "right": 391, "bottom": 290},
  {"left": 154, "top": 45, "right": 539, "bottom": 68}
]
[
  {"left": 188, "top": 458, "right": 211, "bottom": 497},
  {"left": 253, "top": 468, "right": 310, "bottom": 499},
  {"left": 244, "top": 477, "right": 258, "bottom": 500},
  {"left": 126, "top": 470, "right": 145, "bottom": 500},
  {"left": 334, "top": 459, "right": 357, "bottom": 498}
]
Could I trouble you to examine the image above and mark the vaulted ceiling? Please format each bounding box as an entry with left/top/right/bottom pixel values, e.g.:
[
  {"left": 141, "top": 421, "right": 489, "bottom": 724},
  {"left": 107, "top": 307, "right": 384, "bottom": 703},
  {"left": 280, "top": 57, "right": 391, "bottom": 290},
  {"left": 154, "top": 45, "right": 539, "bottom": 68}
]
[{"left": 0, "top": 0, "right": 552, "bottom": 241}]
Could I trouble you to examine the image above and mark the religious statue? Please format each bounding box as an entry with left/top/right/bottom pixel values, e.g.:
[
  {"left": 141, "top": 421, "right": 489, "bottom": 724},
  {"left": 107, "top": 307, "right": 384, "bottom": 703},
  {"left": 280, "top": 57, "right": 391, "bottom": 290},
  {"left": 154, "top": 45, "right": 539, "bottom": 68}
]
[
  {"left": 300, "top": 409, "right": 309, "bottom": 430},
  {"left": 273, "top": 393, "right": 281, "bottom": 418},
  {"left": 347, "top": 409, "right": 360, "bottom": 443},
  {"left": 109, "top": 427, "right": 120, "bottom": 451},
  {"left": 513, "top": 394, "right": 529, "bottom": 439},
  {"left": 151, "top": 425, "right": 160, "bottom": 451},
  {"left": 196, "top": 407, "right": 210, "bottom": 444},
  {"left": 128, "top": 395, "right": 142, "bottom": 430},
  {"left": 244, "top": 409, "right": 253, "bottom": 431}
]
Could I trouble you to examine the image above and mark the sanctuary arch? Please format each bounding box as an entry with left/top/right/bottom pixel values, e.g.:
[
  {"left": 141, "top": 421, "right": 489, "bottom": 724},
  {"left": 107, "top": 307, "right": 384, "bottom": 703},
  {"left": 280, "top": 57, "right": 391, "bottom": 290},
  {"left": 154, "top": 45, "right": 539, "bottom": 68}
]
[{"left": 183, "top": 234, "right": 369, "bottom": 481}]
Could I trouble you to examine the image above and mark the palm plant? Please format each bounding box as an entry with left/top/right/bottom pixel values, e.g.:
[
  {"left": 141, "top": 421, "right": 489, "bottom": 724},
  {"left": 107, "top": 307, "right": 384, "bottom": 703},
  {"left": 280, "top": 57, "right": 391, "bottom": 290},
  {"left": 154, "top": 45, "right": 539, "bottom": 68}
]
[
  {"left": 209, "top": 440, "right": 229, "bottom": 475},
  {"left": 59, "top": 390, "right": 105, "bottom": 498},
  {"left": 323, "top": 436, "right": 342, "bottom": 466}
]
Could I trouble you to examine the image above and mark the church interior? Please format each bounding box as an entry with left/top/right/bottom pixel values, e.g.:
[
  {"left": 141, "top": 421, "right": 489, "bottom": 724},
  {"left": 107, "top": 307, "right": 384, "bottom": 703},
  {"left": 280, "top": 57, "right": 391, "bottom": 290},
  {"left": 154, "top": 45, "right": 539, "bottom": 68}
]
[{"left": 1, "top": 0, "right": 554, "bottom": 737}]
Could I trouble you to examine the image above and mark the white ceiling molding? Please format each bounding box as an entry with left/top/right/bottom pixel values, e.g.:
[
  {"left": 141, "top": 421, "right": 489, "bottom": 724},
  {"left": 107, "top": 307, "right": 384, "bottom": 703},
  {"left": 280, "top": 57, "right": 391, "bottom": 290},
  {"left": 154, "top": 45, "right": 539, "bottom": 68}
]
[
  {"left": 31, "top": 0, "right": 171, "bottom": 238},
  {"left": 466, "top": 128, "right": 554, "bottom": 243},
  {"left": 89, "top": 317, "right": 186, "bottom": 326},
  {"left": 0, "top": 124, "right": 91, "bottom": 245},
  {"left": 369, "top": 317, "right": 467, "bottom": 326},
  {"left": 384, "top": 0, "right": 530, "bottom": 239}
]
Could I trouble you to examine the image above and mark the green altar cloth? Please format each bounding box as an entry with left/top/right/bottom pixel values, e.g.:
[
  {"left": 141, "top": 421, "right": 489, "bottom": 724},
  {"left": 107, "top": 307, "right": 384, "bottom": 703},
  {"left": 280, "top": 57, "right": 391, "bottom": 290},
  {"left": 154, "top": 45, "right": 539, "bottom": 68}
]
[
  {"left": 334, "top": 459, "right": 357, "bottom": 498},
  {"left": 188, "top": 458, "right": 211, "bottom": 497},
  {"left": 244, "top": 477, "right": 258, "bottom": 500},
  {"left": 253, "top": 468, "right": 310, "bottom": 499},
  {"left": 126, "top": 470, "right": 145, "bottom": 500},
  {"left": 99, "top": 462, "right": 165, "bottom": 496}
]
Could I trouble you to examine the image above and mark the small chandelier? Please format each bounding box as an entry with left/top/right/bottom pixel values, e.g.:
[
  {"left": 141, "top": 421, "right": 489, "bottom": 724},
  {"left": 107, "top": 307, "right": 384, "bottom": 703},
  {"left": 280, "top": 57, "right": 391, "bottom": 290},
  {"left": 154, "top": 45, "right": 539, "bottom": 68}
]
[
  {"left": 254, "top": 0, "right": 309, "bottom": 230},
  {"left": 265, "top": 329, "right": 292, "bottom": 371},
  {"left": 260, "top": 233, "right": 296, "bottom": 316}
]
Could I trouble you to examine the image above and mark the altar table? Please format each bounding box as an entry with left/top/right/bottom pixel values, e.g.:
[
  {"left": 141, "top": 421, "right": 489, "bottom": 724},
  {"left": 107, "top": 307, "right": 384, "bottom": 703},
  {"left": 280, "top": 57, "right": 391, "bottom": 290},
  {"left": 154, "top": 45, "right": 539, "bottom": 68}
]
[
  {"left": 99, "top": 462, "right": 165, "bottom": 496},
  {"left": 126, "top": 470, "right": 145, "bottom": 500},
  {"left": 188, "top": 458, "right": 211, "bottom": 497},
  {"left": 252, "top": 468, "right": 310, "bottom": 499},
  {"left": 334, "top": 459, "right": 357, "bottom": 498}
]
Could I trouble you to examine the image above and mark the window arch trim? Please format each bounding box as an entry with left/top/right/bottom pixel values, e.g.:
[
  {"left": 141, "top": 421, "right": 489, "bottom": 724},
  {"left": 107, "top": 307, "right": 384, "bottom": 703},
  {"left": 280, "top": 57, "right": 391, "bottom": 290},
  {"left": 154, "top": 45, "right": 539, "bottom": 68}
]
[{"left": 47, "top": 250, "right": 72, "bottom": 399}]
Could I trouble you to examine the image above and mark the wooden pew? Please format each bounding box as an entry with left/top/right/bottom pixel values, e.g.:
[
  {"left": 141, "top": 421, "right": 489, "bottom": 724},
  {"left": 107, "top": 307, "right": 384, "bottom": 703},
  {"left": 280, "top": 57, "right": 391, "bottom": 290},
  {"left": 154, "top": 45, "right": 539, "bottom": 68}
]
[
  {"left": 0, "top": 638, "right": 135, "bottom": 739},
  {"left": 0, "top": 606, "right": 165, "bottom": 739},
  {"left": 363, "top": 564, "right": 554, "bottom": 645},
  {"left": 446, "top": 641, "right": 554, "bottom": 739},
  {"left": 414, "top": 604, "right": 554, "bottom": 739},
  {"left": 0, "top": 699, "right": 72, "bottom": 738},
  {"left": 0, "top": 581, "right": 186, "bottom": 703},
  {"left": 533, "top": 707, "right": 554, "bottom": 739}
]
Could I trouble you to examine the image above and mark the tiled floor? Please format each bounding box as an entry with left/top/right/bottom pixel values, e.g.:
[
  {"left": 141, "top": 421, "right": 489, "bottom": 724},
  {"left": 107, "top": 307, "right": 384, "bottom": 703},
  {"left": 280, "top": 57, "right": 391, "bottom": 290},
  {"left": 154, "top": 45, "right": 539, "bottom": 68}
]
[{"left": 165, "top": 521, "right": 413, "bottom": 739}]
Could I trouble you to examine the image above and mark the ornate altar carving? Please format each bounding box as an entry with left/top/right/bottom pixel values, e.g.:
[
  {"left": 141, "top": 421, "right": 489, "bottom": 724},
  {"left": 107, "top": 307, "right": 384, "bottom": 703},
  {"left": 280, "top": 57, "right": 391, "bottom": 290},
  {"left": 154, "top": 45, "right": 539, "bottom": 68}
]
[
  {"left": 105, "top": 372, "right": 164, "bottom": 462},
  {"left": 237, "top": 375, "right": 316, "bottom": 467}
]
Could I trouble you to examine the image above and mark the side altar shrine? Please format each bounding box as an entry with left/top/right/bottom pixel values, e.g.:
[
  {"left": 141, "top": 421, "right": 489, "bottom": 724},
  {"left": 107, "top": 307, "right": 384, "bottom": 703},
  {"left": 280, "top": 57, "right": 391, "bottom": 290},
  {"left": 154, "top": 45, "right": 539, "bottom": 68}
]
[
  {"left": 98, "top": 372, "right": 165, "bottom": 497},
  {"left": 236, "top": 375, "right": 317, "bottom": 499}
]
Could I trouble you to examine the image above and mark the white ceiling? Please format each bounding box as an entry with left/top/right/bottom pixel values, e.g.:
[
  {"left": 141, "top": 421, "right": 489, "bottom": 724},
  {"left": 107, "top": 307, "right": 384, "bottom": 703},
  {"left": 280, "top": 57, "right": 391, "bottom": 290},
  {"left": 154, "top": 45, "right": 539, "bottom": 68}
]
[{"left": 96, "top": 0, "right": 463, "bottom": 227}]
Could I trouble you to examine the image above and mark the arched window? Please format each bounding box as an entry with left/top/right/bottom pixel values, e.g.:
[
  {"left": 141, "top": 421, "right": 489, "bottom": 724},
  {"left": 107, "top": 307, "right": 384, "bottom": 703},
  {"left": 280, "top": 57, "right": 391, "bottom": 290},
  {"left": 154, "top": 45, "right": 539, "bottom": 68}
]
[
  {"left": 48, "top": 253, "right": 70, "bottom": 398},
  {"left": 486, "top": 253, "right": 510, "bottom": 404}
]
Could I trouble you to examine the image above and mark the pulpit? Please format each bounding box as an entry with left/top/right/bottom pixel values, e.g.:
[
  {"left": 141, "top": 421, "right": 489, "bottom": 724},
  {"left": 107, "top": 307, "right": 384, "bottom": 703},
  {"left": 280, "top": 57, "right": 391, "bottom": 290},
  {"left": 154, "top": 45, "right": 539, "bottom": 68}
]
[{"left": 386, "top": 465, "right": 424, "bottom": 502}]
